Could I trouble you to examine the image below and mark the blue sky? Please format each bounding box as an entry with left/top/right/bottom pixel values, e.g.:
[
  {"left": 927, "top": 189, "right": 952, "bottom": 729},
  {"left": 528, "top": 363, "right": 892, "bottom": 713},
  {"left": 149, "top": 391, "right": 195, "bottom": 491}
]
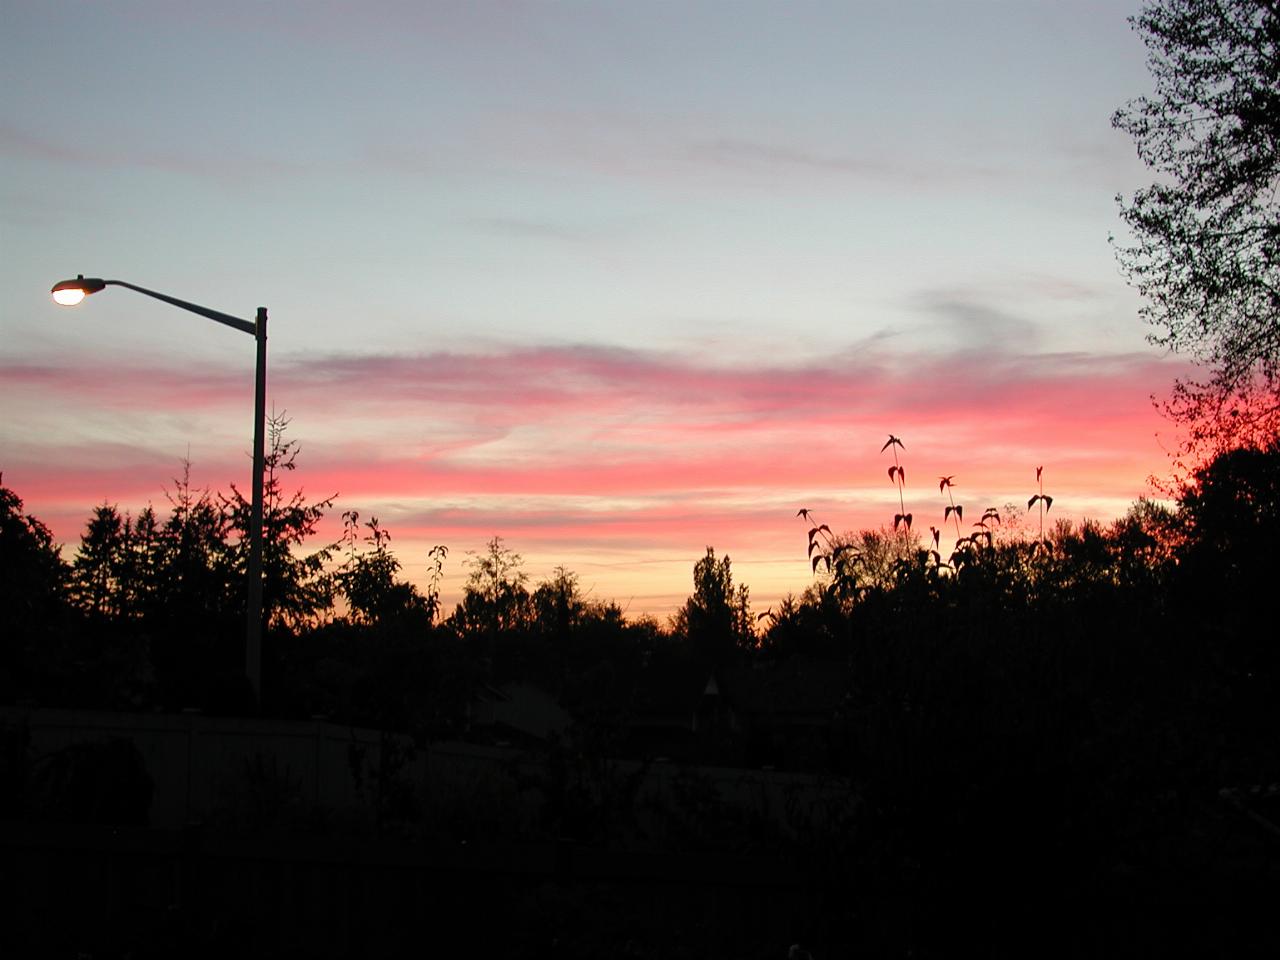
[{"left": 2, "top": 1, "right": 1182, "bottom": 613}]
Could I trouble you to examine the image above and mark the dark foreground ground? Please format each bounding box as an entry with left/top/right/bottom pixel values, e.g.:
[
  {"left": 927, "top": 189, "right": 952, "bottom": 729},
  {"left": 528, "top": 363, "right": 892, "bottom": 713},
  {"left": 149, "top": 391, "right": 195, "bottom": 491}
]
[{"left": 4, "top": 815, "right": 1278, "bottom": 959}]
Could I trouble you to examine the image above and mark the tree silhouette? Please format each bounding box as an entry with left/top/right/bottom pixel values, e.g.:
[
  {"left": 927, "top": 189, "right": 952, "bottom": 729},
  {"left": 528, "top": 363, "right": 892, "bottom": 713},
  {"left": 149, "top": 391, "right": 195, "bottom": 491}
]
[
  {"left": 157, "top": 465, "right": 236, "bottom": 625},
  {"left": 337, "top": 511, "right": 431, "bottom": 627},
  {"left": 531, "top": 565, "right": 588, "bottom": 635},
  {"left": 223, "top": 414, "right": 336, "bottom": 632},
  {"left": 50, "top": 421, "right": 342, "bottom": 709},
  {"left": 0, "top": 478, "right": 71, "bottom": 700},
  {"left": 1174, "top": 439, "right": 1280, "bottom": 649},
  {"left": 671, "top": 546, "right": 754, "bottom": 668},
  {"left": 72, "top": 503, "right": 128, "bottom": 620},
  {"left": 450, "top": 536, "right": 532, "bottom": 640},
  {"left": 1113, "top": 0, "right": 1280, "bottom": 456}
]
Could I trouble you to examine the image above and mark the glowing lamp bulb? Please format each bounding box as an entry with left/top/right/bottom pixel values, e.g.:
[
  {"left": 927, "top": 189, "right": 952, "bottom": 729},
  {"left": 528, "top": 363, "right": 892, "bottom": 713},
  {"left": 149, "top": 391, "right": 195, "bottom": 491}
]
[
  {"left": 50, "top": 276, "right": 105, "bottom": 306},
  {"left": 53, "top": 287, "right": 87, "bottom": 306}
]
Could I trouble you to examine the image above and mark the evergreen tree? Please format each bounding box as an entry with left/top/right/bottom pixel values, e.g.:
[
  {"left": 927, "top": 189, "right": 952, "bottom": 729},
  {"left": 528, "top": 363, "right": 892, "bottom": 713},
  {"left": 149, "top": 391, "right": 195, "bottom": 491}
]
[
  {"left": 72, "top": 503, "right": 127, "bottom": 619},
  {"left": 222, "top": 414, "right": 336, "bottom": 632}
]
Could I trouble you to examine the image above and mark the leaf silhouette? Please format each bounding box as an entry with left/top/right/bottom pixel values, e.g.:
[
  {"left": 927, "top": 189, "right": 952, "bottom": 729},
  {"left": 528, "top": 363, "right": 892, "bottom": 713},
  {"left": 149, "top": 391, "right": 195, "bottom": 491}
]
[
  {"left": 944, "top": 506, "right": 955, "bottom": 522},
  {"left": 817, "top": 523, "right": 830, "bottom": 535},
  {"left": 1036, "top": 465, "right": 1043, "bottom": 481},
  {"left": 1027, "top": 495, "right": 1040, "bottom": 510},
  {"left": 807, "top": 540, "right": 819, "bottom": 558},
  {"left": 812, "top": 555, "right": 826, "bottom": 574},
  {"left": 757, "top": 609, "right": 773, "bottom": 621},
  {"left": 1043, "top": 495, "right": 1053, "bottom": 512},
  {"left": 894, "top": 514, "right": 905, "bottom": 531},
  {"left": 797, "top": 508, "right": 811, "bottom": 520},
  {"left": 888, "top": 466, "right": 897, "bottom": 482},
  {"left": 807, "top": 526, "right": 820, "bottom": 542},
  {"left": 938, "top": 475, "right": 955, "bottom": 493},
  {"left": 929, "top": 526, "right": 940, "bottom": 548},
  {"left": 954, "top": 505, "right": 962, "bottom": 522},
  {"left": 903, "top": 513, "right": 912, "bottom": 530},
  {"left": 881, "top": 434, "right": 904, "bottom": 452}
]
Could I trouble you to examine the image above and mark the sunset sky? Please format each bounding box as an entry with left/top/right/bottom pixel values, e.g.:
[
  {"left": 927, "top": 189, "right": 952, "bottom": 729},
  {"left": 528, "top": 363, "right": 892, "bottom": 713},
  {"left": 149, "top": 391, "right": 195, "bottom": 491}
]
[{"left": 2, "top": 1, "right": 1185, "bottom": 616}]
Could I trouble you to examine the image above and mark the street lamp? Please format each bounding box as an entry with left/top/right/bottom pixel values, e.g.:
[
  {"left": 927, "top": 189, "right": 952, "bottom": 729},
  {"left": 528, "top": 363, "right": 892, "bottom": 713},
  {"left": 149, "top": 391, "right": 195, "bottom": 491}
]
[{"left": 50, "top": 275, "right": 268, "bottom": 706}]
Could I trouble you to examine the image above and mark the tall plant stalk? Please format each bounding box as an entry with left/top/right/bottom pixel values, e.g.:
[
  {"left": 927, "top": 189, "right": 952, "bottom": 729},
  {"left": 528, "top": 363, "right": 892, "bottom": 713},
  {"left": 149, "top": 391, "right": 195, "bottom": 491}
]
[
  {"left": 883, "top": 435, "right": 911, "bottom": 532},
  {"left": 1028, "top": 466, "right": 1053, "bottom": 544}
]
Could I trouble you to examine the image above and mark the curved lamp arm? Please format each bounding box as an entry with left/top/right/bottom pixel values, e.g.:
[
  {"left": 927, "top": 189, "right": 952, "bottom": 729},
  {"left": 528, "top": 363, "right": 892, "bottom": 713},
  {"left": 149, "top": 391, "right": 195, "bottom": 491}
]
[{"left": 51, "top": 275, "right": 258, "bottom": 336}]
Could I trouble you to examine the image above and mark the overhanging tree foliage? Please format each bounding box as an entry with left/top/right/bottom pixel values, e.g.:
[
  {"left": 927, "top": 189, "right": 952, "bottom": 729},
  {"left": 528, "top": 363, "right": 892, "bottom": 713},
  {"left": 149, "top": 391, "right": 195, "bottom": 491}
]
[{"left": 1113, "top": 0, "right": 1280, "bottom": 457}]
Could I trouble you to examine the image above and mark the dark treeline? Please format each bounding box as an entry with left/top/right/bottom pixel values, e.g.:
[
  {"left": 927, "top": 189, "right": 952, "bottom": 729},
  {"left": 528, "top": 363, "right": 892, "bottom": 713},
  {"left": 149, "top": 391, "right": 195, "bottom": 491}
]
[
  {"left": 5, "top": 434, "right": 1277, "bottom": 743},
  {"left": 3, "top": 433, "right": 1279, "bottom": 776},
  {"left": 3, "top": 435, "right": 1279, "bottom": 954}
]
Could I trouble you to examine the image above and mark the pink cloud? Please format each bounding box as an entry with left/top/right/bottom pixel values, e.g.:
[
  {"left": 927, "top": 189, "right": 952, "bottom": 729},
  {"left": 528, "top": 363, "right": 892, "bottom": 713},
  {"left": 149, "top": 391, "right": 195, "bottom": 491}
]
[
  {"left": 0, "top": 123, "right": 303, "bottom": 185},
  {"left": 6, "top": 341, "right": 1187, "bottom": 615}
]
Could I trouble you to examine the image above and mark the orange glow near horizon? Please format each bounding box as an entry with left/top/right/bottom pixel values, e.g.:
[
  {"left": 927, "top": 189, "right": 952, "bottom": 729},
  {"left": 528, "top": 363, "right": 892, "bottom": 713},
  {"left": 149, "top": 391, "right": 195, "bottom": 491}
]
[{"left": 4, "top": 342, "right": 1190, "bottom": 619}]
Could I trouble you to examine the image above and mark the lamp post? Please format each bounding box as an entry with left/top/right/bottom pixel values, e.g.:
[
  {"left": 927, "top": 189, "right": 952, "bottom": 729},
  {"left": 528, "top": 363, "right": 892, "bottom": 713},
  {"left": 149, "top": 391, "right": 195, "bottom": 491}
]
[{"left": 51, "top": 275, "right": 267, "bottom": 706}]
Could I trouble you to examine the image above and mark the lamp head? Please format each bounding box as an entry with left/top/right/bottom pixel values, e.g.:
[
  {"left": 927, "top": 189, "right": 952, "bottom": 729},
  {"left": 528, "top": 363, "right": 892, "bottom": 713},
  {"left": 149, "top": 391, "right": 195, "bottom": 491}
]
[{"left": 51, "top": 275, "right": 106, "bottom": 306}]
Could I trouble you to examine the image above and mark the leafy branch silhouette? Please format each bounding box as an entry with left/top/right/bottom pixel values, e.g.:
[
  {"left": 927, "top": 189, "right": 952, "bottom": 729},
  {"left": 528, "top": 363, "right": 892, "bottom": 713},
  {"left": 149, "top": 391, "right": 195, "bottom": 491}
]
[
  {"left": 939, "top": 475, "right": 963, "bottom": 541},
  {"left": 1028, "top": 465, "right": 1053, "bottom": 546},
  {"left": 883, "top": 434, "right": 911, "bottom": 532},
  {"left": 801, "top": 435, "right": 1052, "bottom": 590},
  {"left": 798, "top": 507, "right": 836, "bottom": 575}
]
